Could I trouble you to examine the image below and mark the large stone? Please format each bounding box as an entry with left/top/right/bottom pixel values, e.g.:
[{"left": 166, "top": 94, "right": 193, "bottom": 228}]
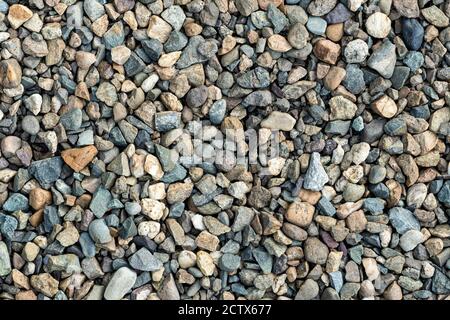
[
  {"left": 104, "top": 267, "right": 137, "bottom": 300},
  {"left": 0, "top": 59, "right": 22, "bottom": 88}
]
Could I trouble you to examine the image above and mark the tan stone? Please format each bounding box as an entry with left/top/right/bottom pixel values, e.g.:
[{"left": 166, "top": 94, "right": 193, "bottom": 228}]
[
  {"left": 285, "top": 200, "right": 315, "bottom": 227},
  {"left": 326, "top": 23, "right": 344, "bottom": 42},
  {"left": 195, "top": 230, "right": 220, "bottom": 252},
  {"left": 346, "top": 210, "right": 367, "bottom": 233},
  {"left": 111, "top": 45, "right": 131, "bottom": 65},
  {"left": 29, "top": 188, "right": 52, "bottom": 210},
  {"left": 0, "top": 59, "right": 22, "bottom": 89},
  {"left": 196, "top": 251, "right": 215, "bottom": 276},
  {"left": 299, "top": 189, "right": 321, "bottom": 205},
  {"left": 92, "top": 15, "right": 109, "bottom": 37},
  {"left": 147, "top": 16, "right": 172, "bottom": 43},
  {"left": 30, "top": 273, "right": 59, "bottom": 297},
  {"left": 384, "top": 281, "right": 403, "bottom": 300},
  {"left": 16, "top": 290, "right": 37, "bottom": 300},
  {"left": 371, "top": 95, "right": 398, "bottom": 118},
  {"left": 219, "top": 35, "right": 236, "bottom": 55},
  {"left": 413, "top": 131, "right": 438, "bottom": 155},
  {"left": 313, "top": 39, "right": 341, "bottom": 64},
  {"left": 397, "top": 154, "right": 419, "bottom": 187},
  {"left": 75, "top": 82, "right": 90, "bottom": 100},
  {"left": 61, "top": 145, "right": 98, "bottom": 172},
  {"left": 324, "top": 66, "right": 346, "bottom": 91},
  {"left": 12, "top": 269, "right": 30, "bottom": 290},
  {"left": 7, "top": 4, "right": 33, "bottom": 29},
  {"left": 362, "top": 258, "right": 380, "bottom": 281},
  {"left": 158, "top": 51, "right": 182, "bottom": 68},
  {"left": 267, "top": 35, "right": 292, "bottom": 52}
]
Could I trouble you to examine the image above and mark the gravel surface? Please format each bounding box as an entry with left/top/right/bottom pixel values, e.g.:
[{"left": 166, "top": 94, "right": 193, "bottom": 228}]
[{"left": 0, "top": 0, "right": 449, "bottom": 301}]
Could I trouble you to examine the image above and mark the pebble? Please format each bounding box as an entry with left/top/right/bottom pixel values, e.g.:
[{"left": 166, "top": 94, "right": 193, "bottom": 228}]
[
  {"left": 0, "top": 59, "right": 22, "bottom": 88},
  {"left": 402, "top": 19, "right": 423, "bottom": 51},
  {"left": 367, "top": 40, "right": 396, "bottom": 78},
  {"left": 129, "top": 248, "right": 163, "bottom": 272},
  {"left": 104, "top": 267, "right": 137, "bottom": 300},
  {"left": 344, "top": 39, "right": 369, "bottom": 64},
  {"left": 389, "top": 207, "right": 420, "bottom": 235},
  {"left": 89, "top": 219, "right": 112, "bottom": 244},
  {"left": 303, "top": 152, "right": 329, "bottom": 191},
  {"left": 0, "top": 241, "right": 11, "bottom": 276},
  {"left": 366, "top": 12, "right": 391, "bottom": 38},
  {"left": 399, "top": 230, "right": 424, "bottom": 251},
  {"left": 260, "top": 111, "right": 296, "bottom": 131}
]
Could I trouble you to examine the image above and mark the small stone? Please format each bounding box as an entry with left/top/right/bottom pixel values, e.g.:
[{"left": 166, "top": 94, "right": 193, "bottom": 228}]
[
  {"left": 30, "top": 273, "right": 59, "bottom": 297},
  {"left": 235, "top": 0, "right": 258, "bottom": 17},
  {"left": 60, "top": 108, "right": 82, "bottom": 131},
  {"left": 90, "top": 187, "right": 112, "bottom": 218},
  {"left": 268, "top": 35, "right": 292, "bottom": 52},
  {"left": 129, "top": 248, "right": 163, "bottom": 271},
  {"left": 362, "top": 258, "right": 379, "bottom": 281},
  {"left": 141, "top": 199, "right": 166, "bottom": 220},
  {"left": 21, "top": 115, "right": 40, "bottom": 135},
  {"left": 147, "top": 16, "right": 172, "bottom": 43},
  {"left": 231, "top": 207, "right": 254, "bottom": 232},
  {"left": 295, "top": 279, "right": 319, "bottom": 300},
  {"left": 422, "top": 6, "right": 449, "bottom": 28},
  {"left": 329, "top": 95, "right": 357, "bottom": 120},
  {"left": 3, "top": 193, "right": 28, "bottom": 212},
  {"left": 287, "top": 23, "right": 309, "bottom": 49},
  {"left": 219, "top": 253, "right": 241, "bottom": 272},
  {"left": 260, "top": 111, "right": 296, "bottom": 131},
  {"left": 324, "top": 66, "right": 346, "bottom": 91},
  {"left": 306, "top": 17, "right": 327, "bottom": 35},
  {"left": 303, "top": 152, "right": 329, "bottom": 191},
  {"left": 196, "top": 251, "right": 215, "bottom": 276},
  {"left": 402, "top": 19, "right": 424, "bottom": 51},
  {"left": 403, "top": 51, "right": 423, "bottom": 72},
  {"left": 111, "top": 45, "right": 131, "bottom": 65},
  {"left": 56, "top": 223, "right": 80, "bottom": 247},
  {"left": 75, "top": 51, "right": 96, "bottom": 70},
  {"left": 0, "top": 241, "right": 11, "bottom": 276},
  {"left": 393, "top": 0, "right": 420, "bottom": 18}
]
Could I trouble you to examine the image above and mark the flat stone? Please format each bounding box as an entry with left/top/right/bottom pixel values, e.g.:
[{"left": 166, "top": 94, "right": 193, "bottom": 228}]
[
  {"left": 260, "top": 111, "right": 296, "bottom": 131},
  {"left": 61, "top": 146, "right": 98, "bottom": 172},
  {"left": 389, "top": 207, "right": 420, "bottom": 235},
  {"left": 129, "top": 248, "right": 163, "bottom": 271}
]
